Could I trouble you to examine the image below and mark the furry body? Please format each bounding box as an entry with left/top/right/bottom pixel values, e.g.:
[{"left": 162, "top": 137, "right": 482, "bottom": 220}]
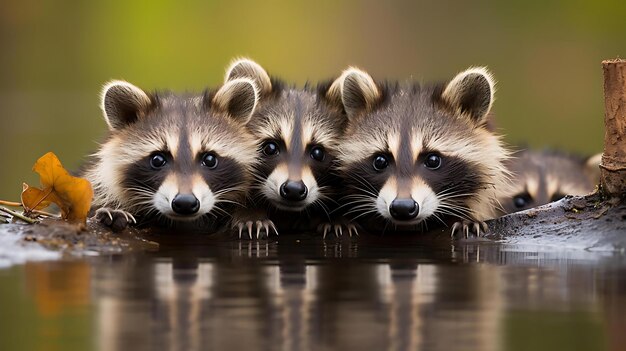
[
  {"left": 84, "top": 79, "right": 259, "bottom": 231},
  {"left": 499, "top": 149, "right": 600, "bottom": 214},
  {"left": 224, "top": 59, "right": 350, "bottom": 238},
  {"left": 334, "top": 67, "right": 510, "bottom": 235}
]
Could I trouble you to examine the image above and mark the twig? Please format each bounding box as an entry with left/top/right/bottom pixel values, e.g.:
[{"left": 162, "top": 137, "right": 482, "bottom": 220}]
[
  {"left": 601, "top": 59, "right": 626, "bottom": 195},
  {"left": 0, "top": 200, "right": 22, "bottom": 207},
  {"left": 0, "top": 207, "right": 39, "bottom": 224},
  {"left": 32, "top": 209, "right": 60, "bottom": 218}
]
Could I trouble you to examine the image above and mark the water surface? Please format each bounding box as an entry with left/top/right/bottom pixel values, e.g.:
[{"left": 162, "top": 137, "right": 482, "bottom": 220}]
[{"left": 0, "top": 234, "right": 624, "bottom": 351}]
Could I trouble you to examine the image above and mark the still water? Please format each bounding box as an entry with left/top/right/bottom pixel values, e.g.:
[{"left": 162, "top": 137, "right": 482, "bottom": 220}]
[{"left": 0, "top": 234, "right": 624, "bottom": 351}]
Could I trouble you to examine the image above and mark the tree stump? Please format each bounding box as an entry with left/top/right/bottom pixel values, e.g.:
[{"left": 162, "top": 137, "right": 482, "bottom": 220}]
[
  {"left": 601, "top": 59, "right": 626, "bottom": 196},
  {"left": 486, "top": 59, "right": 626, "bottom": 250}
]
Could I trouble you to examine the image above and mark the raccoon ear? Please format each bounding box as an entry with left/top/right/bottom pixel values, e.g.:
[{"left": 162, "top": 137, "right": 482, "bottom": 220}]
[
  {"left": 337, "top": 67, "right": 381, "bottom": 121},
  {"left": 442, "top": 67, "right": 495, "bottom": 126},
  {"left": 212, "top": 78, "right": 259, "bottom": 124},
  {"left": 325, "top": 75, "right": 345, "bottom": 109},
  {"left": 225, "top": 58, "right": 272, "bottom": 95},
  {"left": 101, "top": 80, "right": 152, "bottom": 131}
]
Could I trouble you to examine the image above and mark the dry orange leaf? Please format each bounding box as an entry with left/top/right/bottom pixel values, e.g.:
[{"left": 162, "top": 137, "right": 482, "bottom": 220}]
[
  {"left": 21, "top": 152, "right": 93, "bottom": 222},
  {"left": 21, "top": 183, "right": 57, "bottom": 211}
]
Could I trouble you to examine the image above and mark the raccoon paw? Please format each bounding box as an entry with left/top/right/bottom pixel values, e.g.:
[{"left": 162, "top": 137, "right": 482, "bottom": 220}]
[
  {"left": 317, "top": 222, "right": 359, "bottom": 239},
  {"left": 95, "top": 208, "right": 137, "bottom": 232},
  {"left": 450, "top": 220, "right": 489, "bottom": 239},
  {"left": 232, "top": 219, "right": 278, "bottom": 240}
]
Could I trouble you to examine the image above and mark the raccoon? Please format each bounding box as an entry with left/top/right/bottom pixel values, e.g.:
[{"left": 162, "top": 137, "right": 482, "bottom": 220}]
[
  {"left": 83, "top": 78, "right": 260, "bottom": 231},
  {"left": 499, "top": 149, "right": 600, "bottom": 214},
  {"left": 334, "top": 67, "right": 510, "bottom": 237},
  {"left": 224, "top": 59, "right": 351, "bottom": 239}
]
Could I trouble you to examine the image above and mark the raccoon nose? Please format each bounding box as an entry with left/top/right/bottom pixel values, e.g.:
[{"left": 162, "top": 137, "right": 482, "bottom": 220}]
[
  {"left": 389, "top": 199, "right": 419, "bottom": 220},
  {"left": 280, "top": 180, "right": 308, "bottom": 201},
  {"left": 171, "top": 194, "right": 200, "bottom": 215}
]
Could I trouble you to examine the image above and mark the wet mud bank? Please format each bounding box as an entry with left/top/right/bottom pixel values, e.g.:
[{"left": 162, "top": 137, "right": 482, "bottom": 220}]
[{"left": 487, "top": 192, "right": 626, "bottom": 251}]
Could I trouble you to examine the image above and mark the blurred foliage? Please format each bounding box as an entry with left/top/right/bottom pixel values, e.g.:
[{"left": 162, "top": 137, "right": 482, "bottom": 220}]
[{"left": 1, "top": 0, "right": 625, "bottom": 199}]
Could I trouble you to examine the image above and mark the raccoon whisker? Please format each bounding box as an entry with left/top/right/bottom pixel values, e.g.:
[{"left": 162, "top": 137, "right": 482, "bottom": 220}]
[
  {"left": 349, "top": 208, "right": 379, "bottom": 221},
  {"left": 211, "top": 206, "right": 232, "bottom": 218},
  {"left": 338, "top": 195, "right": 376, "bottom": 203},
  {"left": 338, "top": 199, "right": 376, "bottom": 207},
  {"left": 430, "top": 213, "right": 447, "bottom": 226},
  {"left": 313, "top": 196, "right": 332, "bottom": 211},
  {"left": 344, "top": 176, "right": 373, "bottom": 191},
  {"left": 340, "top": 193, "right": 376, "bottom": 200},
  {"left": 344, "top": 206, "right": 377, "bottom": 217},
  {"left": 125, "top": 191, "right": 156, "bottom": 199},
  {"left": 336, "top": 198, "right": 376, "bottom": 212},
  {"left": 435, "top": 209, "right": 465, "bottom": 219},
  {"left": 345, "top": 187, "right": 379, "bottom": 199},
  {"left": 214, "top": 199, "right": 245, "bottom": 208},
  {"left": 312, "top": 199, "right": 331, "bottom": 221},
  {"left": 437, "top": 202, "right": 471, "bottom": 212},
  {"left": 435, "top": 208, "right": 473, "bottom": 222},
  {"left": 213, "top": 184, "right": 247, "bottom": 197},
  {"left": 438, "top": 203, "right": 473, "bottom": 215},
  {"left": 342, "top": 200, "right": 376, "bottom": 211},
  {"left": 339, "top": 200, "right": 375, "bottom": 208},
  {"left": 437, "top": 193, "right": 476, "bottom": 200},
  {"left": 215, "top": 202, "right": 243, "bottom": 211},
  {"left": 337, "top": 205, "right": 376, "bottom": 215},
  {"left": 346, "top": 176, "right": 378, "bottom": 196},
  {"left": 249, "top": 191, "right": 267, "bottom": 202},
  {"left": 348, "top": 172, "right": 378, "bottom": 192},
  {"left": 437, "top": 203, "right": 472, "bottom": 215},
  {"left": 339, "top": 192, "right": 378, "bottom": 204},
  {"left": 204, "top": 211, "right": 218, "bottom": 220}
]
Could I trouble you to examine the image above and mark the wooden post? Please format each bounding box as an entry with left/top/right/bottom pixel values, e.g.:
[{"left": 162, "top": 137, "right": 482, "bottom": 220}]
[{"left": 600, "top": 59, "right": 626, "bottom": 196}]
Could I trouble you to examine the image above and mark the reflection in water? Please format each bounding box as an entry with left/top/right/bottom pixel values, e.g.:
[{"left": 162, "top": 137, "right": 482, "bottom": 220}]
[{"left": 1, "top": 237, "right": 625, "bottom": 351}]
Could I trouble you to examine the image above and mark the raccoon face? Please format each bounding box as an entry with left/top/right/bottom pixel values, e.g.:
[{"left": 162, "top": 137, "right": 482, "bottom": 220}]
[
  {"left": 225, "top": 59, "right": 345, "bottom": 212},
  {"left": 501, "top": 150, "right": 599, "bottom": 213},
  {"left": 337, "top": 67, "right": 509, "bottom": 226},
  {"left": 89, "top": 78, "right": 259, "bottom": 222}
]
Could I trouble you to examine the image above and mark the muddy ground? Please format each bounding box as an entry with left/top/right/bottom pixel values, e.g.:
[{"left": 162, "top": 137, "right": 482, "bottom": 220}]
[{"left": 0, "top": 192, "right": 624, "bottom": 260}]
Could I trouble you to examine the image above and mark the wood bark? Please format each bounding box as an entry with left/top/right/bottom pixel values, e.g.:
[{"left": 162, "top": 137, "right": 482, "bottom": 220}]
[{"left": 601, "top": 59, "right": 626, "bottom": 196}]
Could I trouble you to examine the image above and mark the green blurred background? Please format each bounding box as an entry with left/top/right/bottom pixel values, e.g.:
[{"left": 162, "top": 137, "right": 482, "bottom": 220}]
[{"left": 1, "top": 0, "right": 624, "bottom": 200}]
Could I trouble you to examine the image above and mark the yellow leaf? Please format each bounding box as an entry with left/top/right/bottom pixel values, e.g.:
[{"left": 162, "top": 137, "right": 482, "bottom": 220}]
[
  {"left": 21, "top": 183, "right": 57, "bottom": 211},
  {"left": 31, "top": 152, "right": 94, "bottom": 222}
]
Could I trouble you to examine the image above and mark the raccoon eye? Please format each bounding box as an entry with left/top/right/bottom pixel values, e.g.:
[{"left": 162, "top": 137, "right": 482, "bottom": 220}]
[
  {"left": 513, "top": 193, "right": 532, "bottom": 208},
  {"left": 310, "top": 146, "right": 325, "bottom": 161},
  {"left": 201, "top": 153, "right": 218, "bottom": 169},
  {"left": 262, "top": 141, "right": 279, "bottom": 156},
  {"left": 424, "top": 153, "right": 442, "bottom": 170},
  {"left": 372, "top": 155, "right": 389, "bottom": 171},
  {"left": 150, "top": 153, "right": 167, "bottom": 169}
]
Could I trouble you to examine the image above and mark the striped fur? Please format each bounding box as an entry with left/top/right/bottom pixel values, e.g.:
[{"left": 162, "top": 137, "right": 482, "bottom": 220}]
[
  {"left": 225, "top": 59, "right": 347, "bottom": 234},
  {"left": 336, "top": 67, "right": 511, "bottom": 230},
  {"left": 499, "top": 149, "right": 600, "bottom": 214},
  {"left": 83, "top": 79, "right": 259, "bottom": 227}
]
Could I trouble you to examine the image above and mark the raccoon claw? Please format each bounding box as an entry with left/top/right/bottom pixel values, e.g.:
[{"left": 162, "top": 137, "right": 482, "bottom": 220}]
[
  {"left": 450, "top": 220, "right": 488, "bottom": 239},
  {"left": 318, "top": 222, "right": 359, "bottom": 239},
  {"left": 95, "top": 208, "right": 136, "bottom": 232},
  {"left": 233, "top": 219, "right": 278, "bottom": 240}
]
